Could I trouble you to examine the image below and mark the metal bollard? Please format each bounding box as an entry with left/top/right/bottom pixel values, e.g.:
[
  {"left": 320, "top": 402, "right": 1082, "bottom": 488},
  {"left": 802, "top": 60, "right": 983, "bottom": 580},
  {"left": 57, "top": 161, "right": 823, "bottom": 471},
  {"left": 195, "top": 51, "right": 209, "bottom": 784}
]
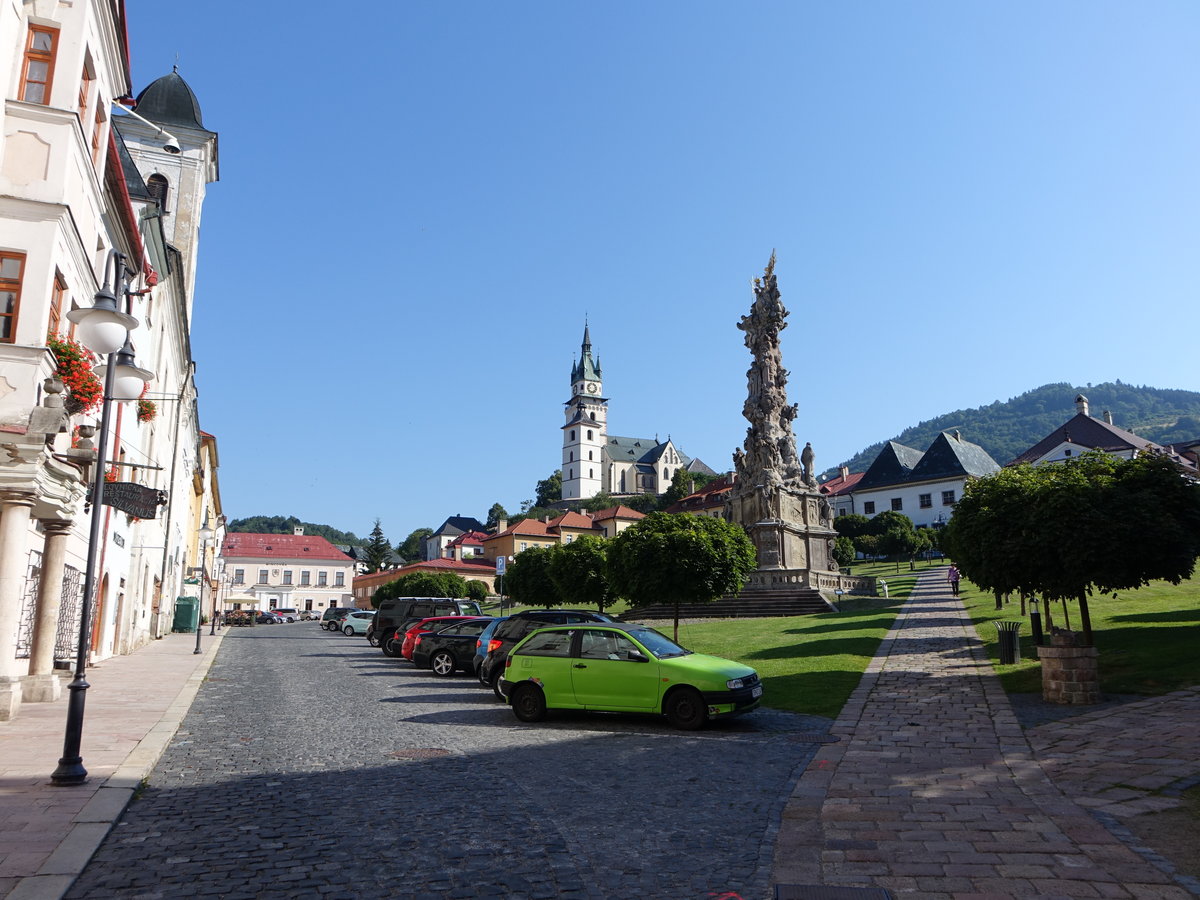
[{"left": 1029, "top": 605, "right": 1043, "bottom": 646}]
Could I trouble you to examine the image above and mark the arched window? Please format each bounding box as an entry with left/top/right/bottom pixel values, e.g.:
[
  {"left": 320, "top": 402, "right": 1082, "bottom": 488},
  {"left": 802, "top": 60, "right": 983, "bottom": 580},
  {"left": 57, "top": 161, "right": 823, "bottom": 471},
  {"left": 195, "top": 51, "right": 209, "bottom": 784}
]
[
  {"left": 570, "top": 430, "right": 575, "bottom": 441},
  {"left": 588, "top": 451, "right": 593, "bottom": 460},
  {"left": 569, "top": 468, "right": 573, "bottom": 479},
  {"left": 569, "top": 452, "right": 573, "bottom": 462},
  {"left": 587, "top": 429, "right": 593, "bottom": 440},
  {"left": 147, "top": 174, "right": 169, "bottom": 211},
  {"left": 589, "top": 468, "right": 593, "bottom": 479},
  {"left": 590, "top": 412, "right": 596, "bottom": 421}
]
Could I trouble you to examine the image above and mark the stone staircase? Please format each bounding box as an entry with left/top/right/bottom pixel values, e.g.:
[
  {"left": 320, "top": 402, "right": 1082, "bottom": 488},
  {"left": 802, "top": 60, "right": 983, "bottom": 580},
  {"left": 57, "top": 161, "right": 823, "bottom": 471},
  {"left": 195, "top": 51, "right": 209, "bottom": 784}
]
[{"left": 624, "top": 587, "right": 833, "bottom": 621}]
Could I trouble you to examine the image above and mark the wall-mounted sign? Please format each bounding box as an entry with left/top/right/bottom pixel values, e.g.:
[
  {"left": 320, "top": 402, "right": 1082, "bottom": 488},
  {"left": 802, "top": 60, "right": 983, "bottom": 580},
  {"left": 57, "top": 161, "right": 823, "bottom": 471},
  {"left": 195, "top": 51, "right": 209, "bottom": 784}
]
[{"left": 101, "top": 482, "right": 168, "bottom": 519}]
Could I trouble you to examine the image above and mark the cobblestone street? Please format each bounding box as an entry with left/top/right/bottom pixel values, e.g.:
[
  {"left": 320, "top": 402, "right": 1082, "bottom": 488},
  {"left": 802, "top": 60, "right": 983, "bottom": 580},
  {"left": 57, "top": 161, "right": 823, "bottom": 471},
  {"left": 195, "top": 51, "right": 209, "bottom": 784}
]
[{"left": 67, "top": 624, "right": 827, "bottom": 900}]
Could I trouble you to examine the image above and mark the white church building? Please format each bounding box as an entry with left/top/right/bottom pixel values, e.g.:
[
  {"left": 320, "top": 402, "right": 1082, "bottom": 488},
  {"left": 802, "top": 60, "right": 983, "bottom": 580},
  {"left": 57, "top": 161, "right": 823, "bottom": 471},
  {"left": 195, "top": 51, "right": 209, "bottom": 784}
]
[{"left": 560, "top": 325, "right": 714, "bottom": 502}]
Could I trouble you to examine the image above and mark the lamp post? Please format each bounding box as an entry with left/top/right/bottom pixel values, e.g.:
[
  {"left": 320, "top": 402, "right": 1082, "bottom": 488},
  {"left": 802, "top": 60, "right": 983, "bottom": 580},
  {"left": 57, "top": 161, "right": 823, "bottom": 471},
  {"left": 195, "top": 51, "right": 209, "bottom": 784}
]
[
  {"left": 51, "top": 251, "right": 154, "bottom": 786},
  {"left": 196, "top": 514, "right": 213, "bottom": 651}
]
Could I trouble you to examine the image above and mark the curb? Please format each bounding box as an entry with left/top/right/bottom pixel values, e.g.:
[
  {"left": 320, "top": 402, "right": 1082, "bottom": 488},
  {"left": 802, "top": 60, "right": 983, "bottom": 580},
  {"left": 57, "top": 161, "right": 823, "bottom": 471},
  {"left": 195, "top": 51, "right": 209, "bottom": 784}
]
[{"left": 7, "top": 630, "right": 227, "bottom": 900}]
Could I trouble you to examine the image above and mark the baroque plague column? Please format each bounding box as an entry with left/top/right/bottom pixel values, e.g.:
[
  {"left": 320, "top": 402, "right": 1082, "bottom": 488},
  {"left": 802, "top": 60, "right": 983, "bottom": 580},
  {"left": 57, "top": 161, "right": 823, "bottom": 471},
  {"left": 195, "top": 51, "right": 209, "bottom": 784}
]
[{"left": 726, "top": 255, "right": 842, "bottom": 593}]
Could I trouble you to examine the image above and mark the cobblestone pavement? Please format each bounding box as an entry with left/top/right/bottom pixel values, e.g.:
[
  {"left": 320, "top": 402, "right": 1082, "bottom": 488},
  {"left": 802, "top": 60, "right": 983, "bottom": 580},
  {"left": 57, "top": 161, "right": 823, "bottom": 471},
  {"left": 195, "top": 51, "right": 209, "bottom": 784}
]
[
  {"left": 771, "top": 570, "right": 1195, "bottom": 899},
  {"left": 67, "top": 623, "right": 829, "bottom": 900}
]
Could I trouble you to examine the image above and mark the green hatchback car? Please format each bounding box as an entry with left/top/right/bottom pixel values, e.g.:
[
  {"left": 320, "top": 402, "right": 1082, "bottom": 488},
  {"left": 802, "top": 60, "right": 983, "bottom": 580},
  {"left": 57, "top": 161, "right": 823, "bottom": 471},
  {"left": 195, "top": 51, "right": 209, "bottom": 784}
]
[{"left": 500, "top": 622, "right": 762, "bottom": 730}]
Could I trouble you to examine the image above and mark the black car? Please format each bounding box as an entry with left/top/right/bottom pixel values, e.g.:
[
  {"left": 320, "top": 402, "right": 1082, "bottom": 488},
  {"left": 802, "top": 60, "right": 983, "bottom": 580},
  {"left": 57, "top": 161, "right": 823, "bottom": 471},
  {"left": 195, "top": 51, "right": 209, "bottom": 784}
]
[
  {"left": 479, "top": 609, "right": 620, "bottom": 697},
  {"left": 411, "top": 617, "right": 495, "bottom": 676},
  {"left": 370, "top": 597, "right": 484, "bottom": 657}
]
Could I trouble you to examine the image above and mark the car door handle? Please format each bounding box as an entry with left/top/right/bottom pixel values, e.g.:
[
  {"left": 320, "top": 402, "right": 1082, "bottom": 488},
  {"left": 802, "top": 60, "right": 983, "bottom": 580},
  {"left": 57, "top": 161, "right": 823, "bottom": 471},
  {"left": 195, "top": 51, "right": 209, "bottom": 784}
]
[{"left": 573, "top": 664, "right": 587, "bottom": 669}]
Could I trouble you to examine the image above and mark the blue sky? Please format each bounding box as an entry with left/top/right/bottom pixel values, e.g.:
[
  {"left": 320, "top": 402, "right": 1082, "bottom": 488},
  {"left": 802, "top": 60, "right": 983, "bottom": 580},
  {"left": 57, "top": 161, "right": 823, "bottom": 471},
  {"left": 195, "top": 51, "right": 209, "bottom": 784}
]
[{"left": 126, "top": 2, "right": 1199, "bottom": 543}]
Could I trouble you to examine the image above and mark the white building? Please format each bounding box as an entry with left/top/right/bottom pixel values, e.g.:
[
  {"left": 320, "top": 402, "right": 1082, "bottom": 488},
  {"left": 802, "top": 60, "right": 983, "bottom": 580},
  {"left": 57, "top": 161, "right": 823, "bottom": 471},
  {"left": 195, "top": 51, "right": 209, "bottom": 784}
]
[
  {"left": 221, "top": 530, "right": 355, "bottom": 614},
  {"left": 561, "top": 325, "right": 713, "bottom": 502},
  {"left": 0, "top": 3, "right": 219, "bottom": 720}
]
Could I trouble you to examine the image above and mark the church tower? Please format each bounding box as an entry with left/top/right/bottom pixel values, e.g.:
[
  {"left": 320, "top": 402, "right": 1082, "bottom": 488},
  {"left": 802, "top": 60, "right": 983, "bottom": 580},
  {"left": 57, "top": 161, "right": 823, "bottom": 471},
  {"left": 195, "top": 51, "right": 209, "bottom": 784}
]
[{"left": 561, "top": 324, "right": 608, "bottom": 501}]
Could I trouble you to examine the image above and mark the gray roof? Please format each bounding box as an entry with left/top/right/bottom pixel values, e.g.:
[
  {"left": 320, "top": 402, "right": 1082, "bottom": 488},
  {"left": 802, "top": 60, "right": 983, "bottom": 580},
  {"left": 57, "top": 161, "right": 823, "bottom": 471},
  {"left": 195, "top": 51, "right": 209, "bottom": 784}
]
[
  {"left": 907, "top": 432, "right": 1001, "bottom": 481},
  {"left": 855, "top": 441, "right": 925, "bottom": 491},
  {"left": 109, "top": 124, "right": 150, "bottom": 200},
  {"left": 433, "top": 515, "right": 487, "bottom": 537},
  {"left": 604, "top": 435, "right": 693, "bottom": 469},
  {"left": 134, "top": 70, "right": 213, "bottom": 133}
]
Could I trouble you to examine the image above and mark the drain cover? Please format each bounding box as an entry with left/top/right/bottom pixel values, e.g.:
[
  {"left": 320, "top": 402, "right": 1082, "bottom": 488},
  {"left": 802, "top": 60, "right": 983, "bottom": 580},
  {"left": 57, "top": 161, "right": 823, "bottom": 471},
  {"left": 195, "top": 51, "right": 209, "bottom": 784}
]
[
  {"left": 790, "top": 733, "right": 841, "bottom": 744},
  {"left": 388, "top": 748, "right": 451, "bottom": 760}
]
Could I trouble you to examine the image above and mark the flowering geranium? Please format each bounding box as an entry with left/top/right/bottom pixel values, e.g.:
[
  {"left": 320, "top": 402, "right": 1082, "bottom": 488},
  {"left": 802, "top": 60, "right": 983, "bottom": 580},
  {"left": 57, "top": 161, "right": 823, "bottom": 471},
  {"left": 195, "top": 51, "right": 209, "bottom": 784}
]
[
  {"left": 104, "top": 466, "right": 118, "bottom": 483},
  {"left": 47, "top": 335, "right": 102, "bottom": 414},
  {"left": 137, "top": 399, "right": 157, "bottom": 422}
]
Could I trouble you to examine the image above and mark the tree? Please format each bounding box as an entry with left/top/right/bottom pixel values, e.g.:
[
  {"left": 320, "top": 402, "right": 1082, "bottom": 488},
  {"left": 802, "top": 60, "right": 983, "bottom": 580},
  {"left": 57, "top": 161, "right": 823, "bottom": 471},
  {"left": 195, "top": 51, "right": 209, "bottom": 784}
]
[
  {"left": 832, "top": 535, "right": 856, "bottom": 569},
  {"left": 582, "top": 491, "right": 615, "bottom": 513},
  {"left": 504, "top": 545, "right": 563, "bottom": 608},
  {"left": 661, "top": 468, "right": 717, "bottom": 507},
  {"left": 607, "top": 512, "right": 757, "bottom": 640},
  {"left": 534, "top": 470, "right": 562, "bottom": 508},
  {"left": 371, "top": 571, "right": 468, "bottom": 607},
  {"left": 833, "top": 513, "right": 871, "bottom": 540},
  {"left": 485, "top": 503, "right": 509, "bottom": 530},
  {"left": 362, "top": 519, "right": 392, "bottom": 573},
  {"left": 943, "top": 452, "right": 1200, "bottom": 645},
  {"left": 548, "top": 536, "right": 612, "bottom": 611},
  {"left": 464, "top": 580, "right": 490, "bottom": 603},
  {"left": 397, "top": 527, "right": 433, "bottom": 562}
]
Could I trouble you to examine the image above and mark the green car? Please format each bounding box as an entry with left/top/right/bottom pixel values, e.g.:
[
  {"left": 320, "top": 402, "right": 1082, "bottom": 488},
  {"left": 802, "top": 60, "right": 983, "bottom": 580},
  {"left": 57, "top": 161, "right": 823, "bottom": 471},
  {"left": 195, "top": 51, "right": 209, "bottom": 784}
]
[{"left": 500, "top": 622, "right": 762, "bottom": 730}]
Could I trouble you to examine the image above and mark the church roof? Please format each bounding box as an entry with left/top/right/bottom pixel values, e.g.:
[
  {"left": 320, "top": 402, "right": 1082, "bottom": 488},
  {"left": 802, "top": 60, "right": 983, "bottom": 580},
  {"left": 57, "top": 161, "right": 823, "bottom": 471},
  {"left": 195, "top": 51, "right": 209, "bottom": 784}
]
[
  {"left": 570, "top": 323, "right": 603, "bottom": 384},
  {"left": 432, "top": 515, "right": 488, "bottom": 537},
  {"left": 605, "top": 435, "right": 693, "bottom": 468},
  {"left": 134, "top": 70, "right": 212, "bottom": 132}
]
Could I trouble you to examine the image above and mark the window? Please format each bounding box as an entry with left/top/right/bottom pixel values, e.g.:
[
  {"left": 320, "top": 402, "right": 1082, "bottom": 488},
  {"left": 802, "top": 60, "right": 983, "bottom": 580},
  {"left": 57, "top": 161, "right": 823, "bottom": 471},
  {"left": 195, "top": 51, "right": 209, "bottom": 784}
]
[
  {"left": 569, "top": 452, "right": 573, "bottom": 462},
  {"left": 335, "top": 572, "right": 344, "bottom": 587},
  {"left": 1063, "top": 449, "right": 1072, "bottom": 457},
  {"left": 589, "top": 468, "right": 593, "bottom": 479},
  {"left": 300, "top": 571, "right": 310, "bottom": 586},
  {"left": 91, "top": 106, "right": 105, "bottom": 166},
  {"left": 519, "top": 629, "right": 574, "bottom": 658},
  {"left": 147, "top": 174, "right": 170, "bottom": 211},
  {"left": 942, "top": 490, "right": 956, "bottom": 506},
  {"left": 233, "top": 569, "right": 244, "bottom": 584},
  {"left": 919, "top": 494, "right": 932, "bottom": 509},
  {"left": 587, "top": 451, "right": 592, "bottom": 460},
  {"left": 891, "top": 498, "right": 903, "bottom": 511},
  {"left": 863, "top": 501, "right": 876, "bottom": 515},
  {"left": 257, "top": 569, "right": 268, "bottom": 585},
  {"left": 579, "top": 630, "right": 639, "bottom": 661},
  {"left": 565, "top": 535, "right": 574, "bottom": 544},
  {"left": 520, "top": 542, "right": 528, "bottom": 552},
  {"left": 20, "top": 26, "right": 58, "bottom": 104},
  {"left": 570, "top": 430, "right": 575, "bottom": 441},
  {"left": 586, "top": 429, "right": 593, "bottom": 440},
  {"left": 48, "top": 271, "right": 66, "bottom": 336},
  {"left": 0, "top": 253, "right": 25, "bottom": 343},
  {"left": 568, "top": 468, "right": 573, "bottom": 479},
  {"left": 318, "top": 572, "right": 327, "bottom": 586},
  {"left": 78, "top": 64, "right": 93, "bottom": 127},
  {"left": 283, "top": 570, "right": 292, "bottom": 584}
]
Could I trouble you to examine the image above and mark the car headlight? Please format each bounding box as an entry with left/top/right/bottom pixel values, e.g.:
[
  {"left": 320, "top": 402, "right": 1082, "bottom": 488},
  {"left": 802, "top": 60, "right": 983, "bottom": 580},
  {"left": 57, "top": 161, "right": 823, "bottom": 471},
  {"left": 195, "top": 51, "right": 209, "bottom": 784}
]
[{"left": 726, "top": 677, "right": 746, "bottom": 690}]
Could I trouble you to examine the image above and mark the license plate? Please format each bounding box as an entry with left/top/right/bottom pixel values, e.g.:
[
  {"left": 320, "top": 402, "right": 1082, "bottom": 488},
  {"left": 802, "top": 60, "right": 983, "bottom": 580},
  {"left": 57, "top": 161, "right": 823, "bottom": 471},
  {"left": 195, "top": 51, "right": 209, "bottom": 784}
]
[{"left": 751, "top": 685, "right": 763, "bottom": 698}]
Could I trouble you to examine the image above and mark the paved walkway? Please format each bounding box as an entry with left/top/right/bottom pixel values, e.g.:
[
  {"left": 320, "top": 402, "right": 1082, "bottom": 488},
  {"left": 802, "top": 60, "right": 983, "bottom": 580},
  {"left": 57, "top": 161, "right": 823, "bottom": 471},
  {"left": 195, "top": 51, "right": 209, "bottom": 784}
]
[
  {"left": 0, "top": 629, "right": 225, "bottom": 900},
  {"left": 772, "top": 569, "right": 1196, "bottom": 899}
]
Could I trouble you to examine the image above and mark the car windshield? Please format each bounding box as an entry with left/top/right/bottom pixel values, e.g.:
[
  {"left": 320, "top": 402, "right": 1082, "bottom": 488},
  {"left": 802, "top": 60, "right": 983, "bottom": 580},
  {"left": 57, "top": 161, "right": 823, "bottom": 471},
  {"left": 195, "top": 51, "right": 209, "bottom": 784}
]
[{"left": 629, "top": 627, "right": 691, "bottom": 659}]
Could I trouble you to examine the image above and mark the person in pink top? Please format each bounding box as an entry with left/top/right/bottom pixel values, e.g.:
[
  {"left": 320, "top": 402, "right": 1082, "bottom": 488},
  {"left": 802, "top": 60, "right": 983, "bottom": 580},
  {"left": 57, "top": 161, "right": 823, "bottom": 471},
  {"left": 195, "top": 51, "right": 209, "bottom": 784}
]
[{"left": 947, "top": 564, "right": 961, "bottom": 596}]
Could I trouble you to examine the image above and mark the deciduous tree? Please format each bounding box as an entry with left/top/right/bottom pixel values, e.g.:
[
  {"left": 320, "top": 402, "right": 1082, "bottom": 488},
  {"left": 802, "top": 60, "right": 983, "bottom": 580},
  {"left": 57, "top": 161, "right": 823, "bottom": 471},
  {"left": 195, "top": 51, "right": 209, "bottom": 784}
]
[
  {"left": 504, "top": 545, "right": 564, "bottom": 608},
  {"left": 548, "top": 536, "right": 612, "bottom": 611}
]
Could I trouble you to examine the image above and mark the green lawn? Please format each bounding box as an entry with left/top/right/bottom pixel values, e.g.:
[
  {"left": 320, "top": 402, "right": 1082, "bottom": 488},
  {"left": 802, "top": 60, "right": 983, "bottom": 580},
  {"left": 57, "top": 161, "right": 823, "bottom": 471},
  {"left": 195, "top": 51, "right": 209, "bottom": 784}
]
[{"left": 959, "top": 575, "right": 1200, "bottom": 696}]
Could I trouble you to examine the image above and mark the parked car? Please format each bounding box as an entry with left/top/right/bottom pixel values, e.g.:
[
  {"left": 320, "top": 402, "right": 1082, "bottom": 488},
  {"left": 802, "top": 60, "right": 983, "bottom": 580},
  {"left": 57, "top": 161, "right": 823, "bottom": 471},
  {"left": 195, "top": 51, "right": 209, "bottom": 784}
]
[
  {"left": 411, "top": 617, "right": 495, "bottom": 676},
  {"left": 271, "top": 607, "right": 299, "bottom": 623},
  {"left": 371, "top": 597, "right": 484, "bottom": 658},
  {"left": 300, "top": 610, "right": 321, "bottom": 621},
  {"left": 321, "top": 608, "right": 357, "bottom": 631},
  {"left": 255, "top": 611, "right": 283, "bottom": 624},
  {"left": 396, "top": 616, "right": 485, "bottom": 661},
  {"left": 479, "top": 609, "right": 620, "bottom": 697},
  {"left": 501, "top": 622, "right": 762, "bottom": 730},
  {"left": 472, "top": 616, "right": 509, "bottom": 677},
  {"left": 341, "top": 610, "right": 377, "bottom": 636}
]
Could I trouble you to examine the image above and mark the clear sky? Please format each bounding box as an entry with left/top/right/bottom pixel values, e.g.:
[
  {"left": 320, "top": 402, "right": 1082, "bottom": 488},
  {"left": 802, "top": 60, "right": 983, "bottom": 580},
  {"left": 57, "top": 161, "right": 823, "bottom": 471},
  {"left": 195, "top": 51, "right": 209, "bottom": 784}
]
[{"left": 126, "top": 2, "right": 1199, "bottom": 543}]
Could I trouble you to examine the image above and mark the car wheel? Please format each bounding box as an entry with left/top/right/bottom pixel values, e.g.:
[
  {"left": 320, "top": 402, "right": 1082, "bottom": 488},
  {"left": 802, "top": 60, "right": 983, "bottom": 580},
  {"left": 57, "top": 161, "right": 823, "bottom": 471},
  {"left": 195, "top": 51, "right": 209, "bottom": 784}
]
[
  {"left": 430, "top": 651, "right": 456, "bottom": 677},
  {"left": 343, "top": 625, "right": 354, "bottom": 636},
  {"left": 367, "top": 630, "right": 381, "bottom": 648},
  {"left": 381, "top": 632, "right": 400, "bottom": 657},
  {"left": 510, "top": 683, "right": 546, "bottom": 723},
  {"left": 490, "top": 665, "right": 505, "bottom": 700},
  {"left": 664, "top": 687, "right": 707, "bottom": 730}
]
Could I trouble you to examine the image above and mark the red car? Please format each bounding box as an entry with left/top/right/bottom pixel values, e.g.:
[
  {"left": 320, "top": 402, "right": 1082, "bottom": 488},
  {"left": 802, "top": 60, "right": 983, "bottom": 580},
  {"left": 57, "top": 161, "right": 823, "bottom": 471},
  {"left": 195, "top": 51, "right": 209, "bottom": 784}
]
[{"left": 397, "top": 616, "right": 487, "bottom": 661}]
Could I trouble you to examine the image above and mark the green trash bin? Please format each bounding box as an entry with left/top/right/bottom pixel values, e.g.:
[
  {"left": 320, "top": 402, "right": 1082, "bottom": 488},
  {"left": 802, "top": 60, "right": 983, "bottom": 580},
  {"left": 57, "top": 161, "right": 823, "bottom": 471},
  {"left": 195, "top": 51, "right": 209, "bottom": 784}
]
[
  {"left": 995, "top": 620, "right": 1022, "bottom": 664},
  {"left": 172, "top": 596, "right": 199, "bottom": 633}
]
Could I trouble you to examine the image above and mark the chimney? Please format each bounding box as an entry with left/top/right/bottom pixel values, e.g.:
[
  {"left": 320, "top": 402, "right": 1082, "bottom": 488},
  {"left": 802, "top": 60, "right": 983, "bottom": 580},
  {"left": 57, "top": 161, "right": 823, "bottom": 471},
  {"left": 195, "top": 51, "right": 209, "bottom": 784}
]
[
  {"left": 953, "top": 430, "right": 961, "bottom": 442},
  {"left": 293, "top": 526, "right": 304, "bottom": 536},
  {"left": 1075, "top": 394, "right": 1090, "bottom": 417},
  {"left": 840, "top": 465, "right": 849, "bottom": 480},
  {"left": 1103, "top": 410, "right": 1113, "bottom": 425},
  {"left": 452, "top": 545, "right": 461, "bottom": 562},
  {"left": 496, "top": 518, "right": 508, "bottom": 533}
]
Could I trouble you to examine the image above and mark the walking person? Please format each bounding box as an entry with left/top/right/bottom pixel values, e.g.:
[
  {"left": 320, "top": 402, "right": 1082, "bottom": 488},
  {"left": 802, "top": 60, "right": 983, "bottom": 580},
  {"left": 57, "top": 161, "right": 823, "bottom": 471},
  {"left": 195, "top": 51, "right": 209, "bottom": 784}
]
[{"left": 947, "top": 564, "right": 961, "bottom": 596}]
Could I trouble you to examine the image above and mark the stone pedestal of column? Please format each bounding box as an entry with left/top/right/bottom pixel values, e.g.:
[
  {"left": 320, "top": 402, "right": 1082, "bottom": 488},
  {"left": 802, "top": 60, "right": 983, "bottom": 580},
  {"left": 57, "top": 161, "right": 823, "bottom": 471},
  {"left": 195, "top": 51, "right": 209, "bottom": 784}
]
[{"left": 0, "top": 491, "right": 37, "bottom": 720}]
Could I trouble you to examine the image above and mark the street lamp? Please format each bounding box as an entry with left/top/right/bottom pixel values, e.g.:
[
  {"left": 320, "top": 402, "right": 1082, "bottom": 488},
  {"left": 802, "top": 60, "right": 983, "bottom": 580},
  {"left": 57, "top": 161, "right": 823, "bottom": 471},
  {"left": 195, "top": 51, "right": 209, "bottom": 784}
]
[
  {"left": 112, "top": 100, "right": 182, "bottom": 155},
  {"left": 196, "top": 514, "right": 214, "bottom": 652},
  {"left": 51, "top": 250, "right": 155, "bottom": 786}
]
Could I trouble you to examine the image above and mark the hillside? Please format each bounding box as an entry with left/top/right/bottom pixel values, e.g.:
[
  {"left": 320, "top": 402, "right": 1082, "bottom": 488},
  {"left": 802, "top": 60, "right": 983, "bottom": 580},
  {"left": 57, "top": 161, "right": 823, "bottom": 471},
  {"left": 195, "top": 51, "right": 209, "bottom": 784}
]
[
  {"left": 826, "top": 382, "right": 1200, "bottom": 477},
  {"left": 227, "top": 515, "right": 361, "bottom": 546}
]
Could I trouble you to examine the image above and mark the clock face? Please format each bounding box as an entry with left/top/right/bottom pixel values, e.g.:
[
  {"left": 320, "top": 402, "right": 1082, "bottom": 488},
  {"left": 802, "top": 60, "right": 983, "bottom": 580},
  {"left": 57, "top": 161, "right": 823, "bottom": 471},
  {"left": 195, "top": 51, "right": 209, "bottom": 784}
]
[{"left": 587, "top": 383, "right": 598, "bottom": 393}]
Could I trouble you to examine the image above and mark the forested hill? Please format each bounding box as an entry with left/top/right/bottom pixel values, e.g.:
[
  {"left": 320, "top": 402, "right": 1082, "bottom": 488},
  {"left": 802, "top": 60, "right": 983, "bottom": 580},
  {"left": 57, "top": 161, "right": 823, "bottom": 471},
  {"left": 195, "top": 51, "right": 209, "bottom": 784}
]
[
  {"left": 227, "top": 515, "right": 361, "bottom": 546},
  {"left": 826, "top": 382, "right": 1200, "bottom": 477}
]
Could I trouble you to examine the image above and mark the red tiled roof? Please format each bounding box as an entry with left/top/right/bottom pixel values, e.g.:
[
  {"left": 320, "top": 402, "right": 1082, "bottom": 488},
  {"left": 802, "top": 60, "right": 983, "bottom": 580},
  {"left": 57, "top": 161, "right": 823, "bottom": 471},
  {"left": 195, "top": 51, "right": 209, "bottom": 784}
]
[
  {"left": 353, "top": 556, "right": 496, "bottom": 589},
  {"left": 222, "top": 533, "right": 350, "bottom": 562},
  {"left": 548, "top": 511, "right": 600, "bottom": 531},
  {"left": 588, "top": 505, "right": 646, "bottom": 521},
  {"left": 820, "top": 471, "right": 865, "bottom": 496},
  {"left": 448, "top": 530, "right": 487, "bottom": 546},
  {"left": 483, "top": 518, "right": 553, "bottom": 541}
]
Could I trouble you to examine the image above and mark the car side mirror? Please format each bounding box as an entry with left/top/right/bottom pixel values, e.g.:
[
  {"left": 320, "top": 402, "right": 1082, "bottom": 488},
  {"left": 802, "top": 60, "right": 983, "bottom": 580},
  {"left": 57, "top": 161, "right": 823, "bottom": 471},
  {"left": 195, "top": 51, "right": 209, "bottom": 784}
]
[{"left": 628, "top": 650, "right": 649, "bottom": 663}]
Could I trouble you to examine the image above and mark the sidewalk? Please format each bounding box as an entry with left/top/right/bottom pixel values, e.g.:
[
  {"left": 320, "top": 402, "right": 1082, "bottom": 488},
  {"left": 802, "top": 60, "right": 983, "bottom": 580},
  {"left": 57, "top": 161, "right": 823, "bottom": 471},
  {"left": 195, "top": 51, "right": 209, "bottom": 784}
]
[
  {"left": 772, "top": 568, "right": 1196, "bottom": 899},
  {"left": 0, "top": 629, "right": 225, "bottom": 900}
]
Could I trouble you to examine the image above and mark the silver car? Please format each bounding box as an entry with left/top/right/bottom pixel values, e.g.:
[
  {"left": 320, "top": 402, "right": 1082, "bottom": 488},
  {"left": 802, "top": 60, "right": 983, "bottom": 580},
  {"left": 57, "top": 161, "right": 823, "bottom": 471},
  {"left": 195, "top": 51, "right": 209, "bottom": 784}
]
[{"left": 341, "top": 610, "right": 376, "bottom": 636}]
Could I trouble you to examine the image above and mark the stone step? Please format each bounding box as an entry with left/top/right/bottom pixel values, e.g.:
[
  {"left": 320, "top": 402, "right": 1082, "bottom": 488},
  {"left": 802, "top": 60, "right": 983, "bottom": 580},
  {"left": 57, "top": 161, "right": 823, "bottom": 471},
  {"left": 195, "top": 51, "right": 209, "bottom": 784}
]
[{"left": 625, "top": 588, "right": 833, "bottom": 621}]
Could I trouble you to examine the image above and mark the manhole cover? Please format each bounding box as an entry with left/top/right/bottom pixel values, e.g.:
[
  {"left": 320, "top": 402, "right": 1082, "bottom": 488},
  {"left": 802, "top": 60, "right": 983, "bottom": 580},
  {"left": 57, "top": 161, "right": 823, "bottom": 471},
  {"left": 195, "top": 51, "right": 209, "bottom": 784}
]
[
  {"left": 790, "top": 733, "right": 841, "bottom": 744},
  {"left": 388, "top": 748, "right": 452, "bottom": 760}
]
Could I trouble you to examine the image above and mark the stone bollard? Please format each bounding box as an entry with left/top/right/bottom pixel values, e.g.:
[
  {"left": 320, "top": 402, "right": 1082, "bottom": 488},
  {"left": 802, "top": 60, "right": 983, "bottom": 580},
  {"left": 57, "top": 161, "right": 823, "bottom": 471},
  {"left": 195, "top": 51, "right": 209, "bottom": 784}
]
[{"left": 1037, "top": 630, "right": 1100, "bottom": 705}]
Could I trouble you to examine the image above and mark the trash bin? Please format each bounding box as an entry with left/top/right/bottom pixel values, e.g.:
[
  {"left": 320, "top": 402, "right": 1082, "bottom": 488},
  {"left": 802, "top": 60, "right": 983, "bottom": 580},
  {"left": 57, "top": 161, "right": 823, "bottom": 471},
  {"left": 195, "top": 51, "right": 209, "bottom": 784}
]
[
  {"left": 172, "top": 596, "right": 199, "bottom": 633},
  {"left": 995, "top": 620, "right": 1022, "bottom": 664}
]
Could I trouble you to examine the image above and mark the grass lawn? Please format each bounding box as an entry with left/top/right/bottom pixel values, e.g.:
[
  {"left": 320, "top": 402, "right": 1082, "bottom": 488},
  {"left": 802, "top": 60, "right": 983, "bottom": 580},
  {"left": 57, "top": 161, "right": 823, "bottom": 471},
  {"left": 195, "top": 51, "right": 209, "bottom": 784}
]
[{"left": 959, "top": 575, "right": 1200, "bottom": 696}]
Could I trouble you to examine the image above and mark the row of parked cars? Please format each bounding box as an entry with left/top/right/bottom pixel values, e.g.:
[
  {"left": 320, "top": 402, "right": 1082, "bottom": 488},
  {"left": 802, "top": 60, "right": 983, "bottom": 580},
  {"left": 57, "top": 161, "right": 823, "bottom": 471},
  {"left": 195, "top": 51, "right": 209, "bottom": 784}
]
[{"left": 322, "top": 596, "right": 764, "bottom": 730}]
